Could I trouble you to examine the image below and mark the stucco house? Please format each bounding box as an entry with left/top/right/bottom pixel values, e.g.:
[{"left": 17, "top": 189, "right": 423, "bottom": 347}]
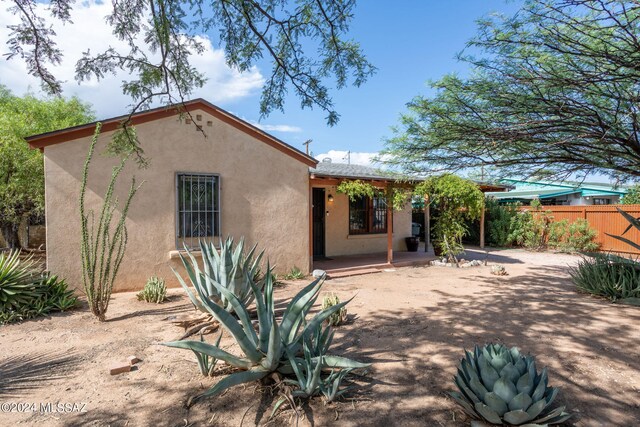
[{"left": 26, "top": 99, "right": 416, "bottom": 291}]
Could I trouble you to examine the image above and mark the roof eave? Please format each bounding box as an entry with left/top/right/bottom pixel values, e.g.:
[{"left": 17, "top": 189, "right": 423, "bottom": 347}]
[{"left": 25, "top": 98, "right": 317, "bottom": 167}]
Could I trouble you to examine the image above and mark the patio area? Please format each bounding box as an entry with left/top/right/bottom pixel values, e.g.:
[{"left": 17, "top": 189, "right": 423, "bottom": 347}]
[{"left": 313, "top": 242, "right": 436, "bottom": 278}]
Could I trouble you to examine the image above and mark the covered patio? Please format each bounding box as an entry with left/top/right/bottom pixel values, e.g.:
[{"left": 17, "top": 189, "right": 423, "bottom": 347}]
[{"left": 313, "top": 242, "right": 436, "bottom": 278}]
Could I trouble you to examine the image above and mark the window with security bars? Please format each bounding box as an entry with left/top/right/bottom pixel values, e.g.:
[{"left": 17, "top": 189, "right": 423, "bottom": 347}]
[
  {"left": 176, "top": 173, "right": 220, "bottom": 248},
  {"left": 349, "top": 194, "right": 388, "bottom": 234}
]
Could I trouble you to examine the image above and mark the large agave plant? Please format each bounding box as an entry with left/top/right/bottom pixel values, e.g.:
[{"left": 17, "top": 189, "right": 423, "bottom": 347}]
[
  {"left": 451, "top": 344, "right": 570, "bottom": 426},
  {"left": 174, "top": 237, "right": 265, "bottom": 313},
  {"left": 0, "top": 250, "right": 41, "bottom": 308},
  {"left": 163, "top": 270, "right": 369, "bottom": 405}
]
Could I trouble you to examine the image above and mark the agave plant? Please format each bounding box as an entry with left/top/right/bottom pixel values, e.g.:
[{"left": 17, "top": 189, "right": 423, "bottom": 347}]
[
  {"left": 451, "top": 344, "right": 570, "bottom": 426},
  {"left": 570, "top": 253, "right": 640, "bottom": 303},
  {"left": 174, "top": 237, "right": 265, "bottom": 314},
  {"left": 0, "top": 250, "right": 40, "bottom": 308},
  {"left": 163, "top": 270, "right": 368, "bottom": 406}
]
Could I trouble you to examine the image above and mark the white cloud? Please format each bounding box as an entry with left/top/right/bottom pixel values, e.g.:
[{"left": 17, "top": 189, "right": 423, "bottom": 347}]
[
  {"left": 251, "top": 123, "right": 302, "bottom": 133},
  {"left": 315, "top": 150, "right": 380, "bottom": 166},
  {"left": 0, "top": 1, "right": 264, "bottom": 117}
]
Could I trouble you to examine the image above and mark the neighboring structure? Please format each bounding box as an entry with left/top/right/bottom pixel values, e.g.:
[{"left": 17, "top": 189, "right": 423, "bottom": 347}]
[
  {"left": 26, "top": 100, "right": 421, "bottom": 292},
  {"left": 485, "top": 179, "right": 628, "bottom": 205}
]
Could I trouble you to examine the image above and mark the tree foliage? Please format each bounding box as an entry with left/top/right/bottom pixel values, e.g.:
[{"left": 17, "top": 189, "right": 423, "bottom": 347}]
[
  {"left": 5, "top": 0, "right": 375, "bottom": 153},
  {"left": 382, "top": 0, "right": 640, "bottom": 182},
  {"left": 621, "top": 185, "right": 640, "bottom": 205},
  {"left": 0, "top": 86, "right": 94, "bottom": 248},
  {"left": 415, "top": 174, "right": 484, "bottom": 259}
]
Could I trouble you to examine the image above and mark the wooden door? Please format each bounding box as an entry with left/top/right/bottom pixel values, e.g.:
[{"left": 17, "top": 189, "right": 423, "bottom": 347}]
[{"left": 312, "top": 188, "right": 325, "bottom": 259}]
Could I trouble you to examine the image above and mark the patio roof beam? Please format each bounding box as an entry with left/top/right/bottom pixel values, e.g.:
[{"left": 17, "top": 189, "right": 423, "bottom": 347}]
[{"left": 309, "top": 176, "right": 407, "bottom": 188}]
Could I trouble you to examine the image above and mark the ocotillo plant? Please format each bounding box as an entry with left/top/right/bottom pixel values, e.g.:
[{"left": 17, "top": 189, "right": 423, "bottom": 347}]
[{"left": 79, "top": 123, "right": 141, "bottom": 321}]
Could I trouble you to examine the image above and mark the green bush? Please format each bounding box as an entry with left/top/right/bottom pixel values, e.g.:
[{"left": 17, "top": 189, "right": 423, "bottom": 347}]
[
  {"left": 564, "top": 219, "right": 599, "bottom": 252},
  {"left": 505, "top": 203, "right": 598, "bottom": 253},
  {"left": 137, "top": 276, "right": 167, "bottom": 303},
  {"left": 621, "top": 184, "right": 640, "bottom": 205},
  {"left": 416, "top": 174, "right": 484, "bottom": 261},
  {"left": 548, "top": 219, "right": 599, "bottom": 252},
  {"left": 508, "top": 209, "right": 549, "bottom": 251},
  {"left": 485, "top": 199, "right": 521, "bottom": 247},
  {"left": 283, "top": 266, "right": 305, "bottom": 280},
  {"left": 0, "top": 251, "right": 78, "bottom": 325},
  {"left": 570, "top": 254, "right": 640, "bottom": 303}
]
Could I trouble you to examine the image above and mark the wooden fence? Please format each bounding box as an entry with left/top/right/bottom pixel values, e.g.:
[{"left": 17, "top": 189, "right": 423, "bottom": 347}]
[{"left": 520, "top": 204, "right": 640, "bottom": 255}]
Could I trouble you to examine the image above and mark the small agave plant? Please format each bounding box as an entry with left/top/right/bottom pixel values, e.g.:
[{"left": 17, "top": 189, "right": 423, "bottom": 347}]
[
  {"left": 174, "top": 237, "right": 265, "bottom": 314},
  {"left": 451, "top": 344, "right": 570, "bottom": 426}
]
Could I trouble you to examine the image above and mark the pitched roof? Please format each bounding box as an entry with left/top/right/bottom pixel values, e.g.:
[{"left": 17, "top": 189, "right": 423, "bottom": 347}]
[
  {"left": 486, "top": 188, "right": 581, "bottom": 200},
  {"left": 309, "top": 162, "right": 399, "bottom": 181},
  {"left": 25, "top": 98, "right": 318, "bottom": 167},
  {"left": 501, "top": 178, "right": 628, "bottom": 194}
]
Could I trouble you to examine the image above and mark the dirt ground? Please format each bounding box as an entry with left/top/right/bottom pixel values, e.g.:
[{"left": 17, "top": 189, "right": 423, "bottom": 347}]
[{"left": 1, "top": 248, "right": 638, "bottom": 426}]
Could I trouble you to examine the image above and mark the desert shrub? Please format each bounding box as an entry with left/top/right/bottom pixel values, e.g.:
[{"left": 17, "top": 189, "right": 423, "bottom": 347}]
[
  {"left": 507, "top": 203, "right": 598, "bottom": 252},
  {"left": 174, "top": 237, "right": 265, "bottom": 315},
  {"left": 284, "top": 266, "right": 305, "bottom": 280},
  {"left": 137, "top": 276, "right": 167, "bottom": 303},
  {"left": 508, "top": 209, "right": 550, "bottom": 250},
  {"left": 621, "top": 184, "right": 640, "bottom": 205},
  {"left": 163, "top": 272, "right": 368, "bottom": 413},
  {"left": 322, "top": 293, "right": 347, "bottom": 326},
  {"left": 547, "top": 219, "right": 569, "bottom": 249},
  {"left": 563, "top": 219, "right": 599, "bottom": 252},
  {"left": 0, "top": 251, "right": 78, "bottom": 324},
  {"left": 451, "top": 343, "right": 570, "bottom": 425},
  {"left": 485, "top": 199, "right": 521, "bottom": 247},
  {"left": 570, "top": 254, "right": 640, "bottom": 303}
]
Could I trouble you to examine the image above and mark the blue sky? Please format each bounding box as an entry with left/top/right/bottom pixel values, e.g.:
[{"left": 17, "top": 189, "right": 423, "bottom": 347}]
[
  {"left": 221, "top": 0, "right": 523, "bottom": 162},
  {"left": 1, "top": 1, "right": 521, "bottom": 163}
]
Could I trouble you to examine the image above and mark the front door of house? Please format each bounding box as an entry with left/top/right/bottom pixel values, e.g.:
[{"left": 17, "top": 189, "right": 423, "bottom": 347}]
[{"left": 312, "top": 188, "right": 325, "bottom": 259}]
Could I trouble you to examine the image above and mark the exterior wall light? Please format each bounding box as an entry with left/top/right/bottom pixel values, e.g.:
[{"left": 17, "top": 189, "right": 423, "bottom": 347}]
[{"left": 328, "top": 194, "right": 334, "bottom": 202}]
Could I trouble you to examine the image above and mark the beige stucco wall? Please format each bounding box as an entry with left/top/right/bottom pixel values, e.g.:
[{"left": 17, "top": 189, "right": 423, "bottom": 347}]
[
  {"left": 44, "top": 110, "right": 310, "bottom": 292},
  {"left": 314, "top": 185, "right": 413, "bottom": 256}
]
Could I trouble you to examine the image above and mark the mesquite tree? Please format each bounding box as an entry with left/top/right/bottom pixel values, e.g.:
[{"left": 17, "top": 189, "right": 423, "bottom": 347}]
[
  {"left": 0, "top": 86, "right": 93, "bottom": 248},
  {"left": 5, "top": 0, "right": 374, "bottom": 162},
  {"left": 383, "top": 0, "right": 640, "bottom": 183},
  {"left": 80, "top": 123, "right": 141, "bottom": 321}
]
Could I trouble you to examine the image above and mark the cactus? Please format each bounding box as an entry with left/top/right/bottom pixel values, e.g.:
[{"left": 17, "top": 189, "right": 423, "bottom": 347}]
[
  {"left": 137, "top": 276, "right": 167, "bottom": 303},
  {"left": 322, "top": 293, "right": 347, "bottom": 326}
]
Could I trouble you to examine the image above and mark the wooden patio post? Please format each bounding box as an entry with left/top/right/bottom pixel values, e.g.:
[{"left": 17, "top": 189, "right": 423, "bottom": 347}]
[
  {"left": 424, "top": 196, "right": 430, "bottom": 253},
  {"left": 387, "top": 185, "right": 393, "bottom": 264},
  {"left": 479, "top": 203, "right": 486, "bottom": 249}
]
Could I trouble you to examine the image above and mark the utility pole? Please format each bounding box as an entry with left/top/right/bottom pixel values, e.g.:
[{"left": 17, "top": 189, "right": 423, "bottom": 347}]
[
  {"left": 343, "top": 150, "right": 351, "bottom": 164},
  {"left": 303, "top": 139, "right": 312, "bottom": 155}
]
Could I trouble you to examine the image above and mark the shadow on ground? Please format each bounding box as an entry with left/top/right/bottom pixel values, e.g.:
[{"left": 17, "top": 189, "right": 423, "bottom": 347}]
[{"left": 0, "top": 351, "right": 81, "bottom": 398}]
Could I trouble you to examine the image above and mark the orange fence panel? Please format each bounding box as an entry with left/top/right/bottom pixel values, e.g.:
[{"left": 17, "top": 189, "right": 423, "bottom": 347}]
[{"left": 518, "top": 204, "right": 640, "bottom": 255}]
